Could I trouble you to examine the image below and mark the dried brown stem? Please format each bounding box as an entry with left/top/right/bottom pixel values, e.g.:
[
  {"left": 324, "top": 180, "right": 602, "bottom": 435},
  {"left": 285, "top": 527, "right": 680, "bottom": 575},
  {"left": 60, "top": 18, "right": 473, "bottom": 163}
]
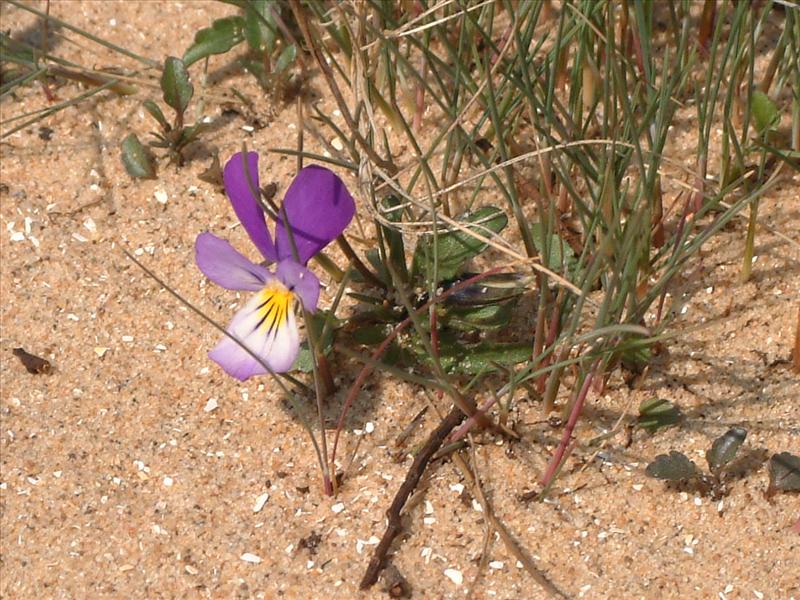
[
  {"left": 289, "top": 0, "right": 396, "bottom": 174},
  {"left": 359, "top": 405, "right": 465, "bottom": 590}
]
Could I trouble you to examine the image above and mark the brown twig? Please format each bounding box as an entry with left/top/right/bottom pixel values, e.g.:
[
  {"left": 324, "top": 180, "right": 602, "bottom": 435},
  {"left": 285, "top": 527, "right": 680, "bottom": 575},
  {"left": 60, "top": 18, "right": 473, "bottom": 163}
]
[{"left": 360, "top": 405, "right": 465, "bottom": 589}]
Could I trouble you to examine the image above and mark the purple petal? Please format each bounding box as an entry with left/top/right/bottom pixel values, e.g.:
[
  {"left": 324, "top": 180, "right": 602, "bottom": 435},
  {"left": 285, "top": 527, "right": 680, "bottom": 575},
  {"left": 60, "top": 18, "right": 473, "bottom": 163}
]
[
  {"left": 209, "top": 282, "right": 300, "bottom": 380},
  {"left": 274, "top": 165, "right": 355, "bottom": 264},
  {"left": 195, "top": 232, "right": 271, "bottom": 291},
  {"left": 223, "top": 152, "right": 277, "bottom": 262},
  {"left": 275, "top": 259, "right": 320, "bottom": 313}
]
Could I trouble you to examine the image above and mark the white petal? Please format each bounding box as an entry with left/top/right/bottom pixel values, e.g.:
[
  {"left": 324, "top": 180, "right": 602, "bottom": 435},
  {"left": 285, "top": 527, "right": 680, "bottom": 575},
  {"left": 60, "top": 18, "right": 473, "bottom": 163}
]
[{"left": 208, "top": 284, "right": 300, "bottom": 380}]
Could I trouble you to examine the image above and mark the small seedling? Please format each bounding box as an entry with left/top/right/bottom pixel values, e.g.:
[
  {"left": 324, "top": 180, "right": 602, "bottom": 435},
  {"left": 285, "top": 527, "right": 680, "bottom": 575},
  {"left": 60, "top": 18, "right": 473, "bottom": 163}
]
[
  {"left": 645, "top": 427, "right": 748, "bottom": 499},
  {"left": 183, "top": 2, "right": 300, "bottom": 97},
  {"left": 766, "top": 452, "right": 800, "bottom": 500},
  {"left": 638, "top": 397, "right": 682, "bottom": 433},
  {"left": 121, "top": 56, "right": 207, "bottom": 177}
]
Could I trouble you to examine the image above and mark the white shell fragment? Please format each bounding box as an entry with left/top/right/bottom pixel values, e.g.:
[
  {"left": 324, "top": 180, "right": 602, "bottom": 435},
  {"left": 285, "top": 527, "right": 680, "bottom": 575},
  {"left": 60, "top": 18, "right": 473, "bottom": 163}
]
[
  {"left": 444, "top": 568, "right": 463, "bottom": 585},
  {"left": 204, "top": 398, "right": 219, "bottom": 413},
  {"left": 240, "top": 553, "right": 262, "bottom": 564},
  {"left": 253, "top": 492, "right": 269, "bottom": 513}
]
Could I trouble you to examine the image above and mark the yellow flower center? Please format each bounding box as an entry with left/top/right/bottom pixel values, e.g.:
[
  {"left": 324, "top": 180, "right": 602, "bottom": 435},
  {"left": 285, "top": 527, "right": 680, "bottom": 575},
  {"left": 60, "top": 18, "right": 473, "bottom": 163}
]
[{"left": 253, "top": 282, "right": 295, "bottom": 335}]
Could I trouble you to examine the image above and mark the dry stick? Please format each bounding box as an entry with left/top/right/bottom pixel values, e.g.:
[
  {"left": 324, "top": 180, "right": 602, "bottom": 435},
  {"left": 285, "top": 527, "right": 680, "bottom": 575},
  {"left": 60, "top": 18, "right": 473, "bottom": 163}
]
[
  {"left": 359, "top": 405, "right": 466, "bottom": 590},
  {"left": 330, "top": 267, "right": 505, "bottom": 470},
  {"left": 539, "top": 359, "right": 599, "bottom": 488}
]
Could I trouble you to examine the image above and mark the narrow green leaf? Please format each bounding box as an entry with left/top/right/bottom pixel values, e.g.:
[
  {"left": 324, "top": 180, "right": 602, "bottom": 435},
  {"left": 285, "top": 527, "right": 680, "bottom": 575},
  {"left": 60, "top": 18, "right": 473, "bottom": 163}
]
[
  {"left": 160, "top": 57, "right": 193, "bottom": 118},
  {"left": 412, "top": 206, "right": 508, "bottom": 281},
  {"left": 274, "top": 44, "right": 297, "bottom": 73},
  {"left": 645, "top": 451, "right": 698, "bottom": 481},
  {"left": 142, "top": 100, "right": 170, "bottom": 131},
  {"left": 183, "top": 16, "right": 246, "bottom": 67},
  {"left": 380, "top": 195, "right": 409, "bottom": 283},
  {"left": 751, "top": 91, "right": 780, "bottom": 134},
  {"left": 706, "top": 427, "right": 747, "bottom": 474},
  {"left": 529, "top": 222, "right": 579, "bottom": 276},
  {"left": 120, "top": 133, "right": 156, "bottom": 179},
  {"left": 244, "top": 0, "right": 275, "bottom": 53}
]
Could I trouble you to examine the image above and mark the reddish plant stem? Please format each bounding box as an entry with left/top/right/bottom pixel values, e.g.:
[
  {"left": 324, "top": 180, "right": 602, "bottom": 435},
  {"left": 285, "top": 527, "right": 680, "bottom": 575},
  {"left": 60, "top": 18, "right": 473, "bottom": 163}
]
[
  {"left": 330, "top": 267, "right": 505, "bottom": 469},
  {"left": 539, "top": 360, "right": 598, "bottom": 487},
  {"left": 449, "top": 394, "right": 498, "bottom": 442}
]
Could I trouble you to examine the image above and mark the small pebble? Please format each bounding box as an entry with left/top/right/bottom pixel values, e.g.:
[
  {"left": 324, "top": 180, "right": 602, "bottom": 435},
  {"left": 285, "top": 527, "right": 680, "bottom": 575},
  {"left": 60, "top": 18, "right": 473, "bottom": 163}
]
[
  {"left": 204, "top": 398, "right": 219, "bottom": 413},
  {"left": 163, "top": 476, "right": 173, "bottom": 487},
  {"left": 154, "top": 189, "right": 168, "bottom": 204},
  {"left": 489, "top": 561, "right": 504, "bottom": 570},
  {"left": 331, "top": 502, "right": 345, "bottom": 514}
]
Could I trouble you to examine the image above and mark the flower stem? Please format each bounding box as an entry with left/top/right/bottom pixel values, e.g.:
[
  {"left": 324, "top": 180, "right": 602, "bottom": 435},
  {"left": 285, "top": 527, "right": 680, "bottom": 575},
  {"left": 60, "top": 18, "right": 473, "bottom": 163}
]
[{"left": 539, "top": 359, "right": 599, "bottom": 489}]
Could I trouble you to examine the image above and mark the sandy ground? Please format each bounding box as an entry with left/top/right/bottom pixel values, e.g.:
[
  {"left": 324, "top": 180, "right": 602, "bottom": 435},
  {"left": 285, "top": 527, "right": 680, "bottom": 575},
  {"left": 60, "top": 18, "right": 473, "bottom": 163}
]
[{"left": 1, "top": 2, "right": 799, "bottom": 599}]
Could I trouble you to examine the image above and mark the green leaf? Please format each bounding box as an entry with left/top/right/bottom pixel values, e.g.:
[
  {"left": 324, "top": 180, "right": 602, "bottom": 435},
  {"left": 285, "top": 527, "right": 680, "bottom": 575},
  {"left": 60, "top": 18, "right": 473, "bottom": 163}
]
[
  {"left": 645, "top": 451, "right": 698, "bottom": 481},
  {"left": 290, "top": 310, "right": 335, "bottom": 373},
  {"left": 705, "top": 427, "right": 747, "bottom": 474},
  {"left": 412, "top": 206, "right": 508, "bottom": 281},
  {"left": 120, "top": 133, "right": 156, "bottom": 179},
  {"left": 352, "top": 323, "right": 393, "bottom": 345},
  {"left": 365, "top": 248, "right": 390, "bottom": 285},
  {"left": 529, "top": 222, "right": 579, "bottom": 275},
  {"left": 637, "top": 397, "right": 681, "bottom": 433},
  {"left": 274, "top": 44, "right": 297, "bottom": 73},
  {"left": 160, "top": 57, "right": 193, "bottom": 118},
  {"left": 179, "top": 121, "right": 210, "bottom": 146},
  {"left": 440, "top": 300, "right": 516, "bottom": 331},
  {"left": 751, "top": 90, "right": 780, "bottom": 134},
  {"left": 183, "top": 16, "right": 246, "bottom": 67},
  {"left": 767, "top": 452, "right": 800, "bottom": 494},
  {"left": 432, "top": 340, "right": 531, "bottom": 375},
  {"left": 142, "top": 100, "right": 170, "bottom": 131},
  {"left": 621, "top": 344, "right": 652, "bottom": 374},
  {"left": 244, "top": 0, "right": 276, "bottom": 53}
]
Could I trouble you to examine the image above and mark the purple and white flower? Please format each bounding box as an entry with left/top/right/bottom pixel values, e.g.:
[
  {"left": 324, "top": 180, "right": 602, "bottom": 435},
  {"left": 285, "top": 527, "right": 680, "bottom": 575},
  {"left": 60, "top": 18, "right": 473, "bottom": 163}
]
[{"left": 195, "top": 152, "right": 355, "bottom": 381}]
